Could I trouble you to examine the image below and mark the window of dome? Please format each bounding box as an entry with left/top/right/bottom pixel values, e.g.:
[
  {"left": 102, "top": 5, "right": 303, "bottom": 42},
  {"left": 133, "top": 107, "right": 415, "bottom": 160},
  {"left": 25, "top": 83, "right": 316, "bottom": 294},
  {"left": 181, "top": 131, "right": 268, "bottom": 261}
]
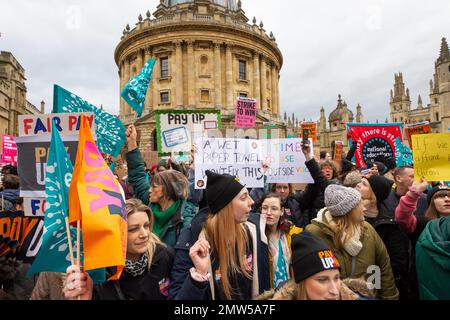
[{"left": 200, "top": 55, "right": 208, "bottom": 64}]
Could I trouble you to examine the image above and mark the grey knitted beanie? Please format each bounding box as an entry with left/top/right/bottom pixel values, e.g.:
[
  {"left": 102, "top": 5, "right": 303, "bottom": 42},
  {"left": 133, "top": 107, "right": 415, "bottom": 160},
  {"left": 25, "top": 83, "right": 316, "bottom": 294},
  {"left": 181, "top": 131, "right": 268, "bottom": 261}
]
[{"left": 325, "top": 184, "right": 361, "bottom": 217}]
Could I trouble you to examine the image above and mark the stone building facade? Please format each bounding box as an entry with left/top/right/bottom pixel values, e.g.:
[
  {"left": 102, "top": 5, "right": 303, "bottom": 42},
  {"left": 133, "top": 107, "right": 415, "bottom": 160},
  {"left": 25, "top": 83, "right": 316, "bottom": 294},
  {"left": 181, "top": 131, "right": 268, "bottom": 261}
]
[
  {"left": 389, "top": 37, "right": 450, "bottom": 136},
  {"left": 0, "top": 51, "right": 43, "bottom": 139},
  {"left": 115, "top": 0, "right": 295, "bottom": 151}
]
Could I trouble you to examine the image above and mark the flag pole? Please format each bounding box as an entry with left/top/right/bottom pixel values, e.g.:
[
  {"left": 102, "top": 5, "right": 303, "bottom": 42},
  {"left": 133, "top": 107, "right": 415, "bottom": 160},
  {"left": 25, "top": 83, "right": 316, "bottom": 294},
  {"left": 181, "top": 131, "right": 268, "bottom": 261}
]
[
  {"left": 64, "top": 217, "right": 75, "bottom": 266},
  {"left": 77, "top": 219, "right": 81, "bottom": 300}
]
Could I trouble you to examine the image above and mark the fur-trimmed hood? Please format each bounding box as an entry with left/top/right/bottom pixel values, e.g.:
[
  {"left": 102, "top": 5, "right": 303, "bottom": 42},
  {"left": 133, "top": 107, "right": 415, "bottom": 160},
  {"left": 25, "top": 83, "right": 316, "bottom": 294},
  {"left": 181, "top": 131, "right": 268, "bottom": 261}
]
[{"left": 256, "top": 278, "right": 376, "bottom": 300}]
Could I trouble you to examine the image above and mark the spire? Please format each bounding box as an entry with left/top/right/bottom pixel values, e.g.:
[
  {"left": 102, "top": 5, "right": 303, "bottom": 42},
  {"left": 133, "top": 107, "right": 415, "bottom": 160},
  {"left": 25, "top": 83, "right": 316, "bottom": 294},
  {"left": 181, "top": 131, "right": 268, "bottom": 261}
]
[
  {"left": 440, "top": 37, "right": 449, "bottom": 58},
  {"left": 418, "top": 95, "right": 423, "bottom": 110}
]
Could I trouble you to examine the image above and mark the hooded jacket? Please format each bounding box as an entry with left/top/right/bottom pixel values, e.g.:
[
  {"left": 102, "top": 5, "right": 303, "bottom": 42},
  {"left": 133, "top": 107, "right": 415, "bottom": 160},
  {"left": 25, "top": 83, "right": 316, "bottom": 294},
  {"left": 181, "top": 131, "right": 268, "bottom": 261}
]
[
  {"left": 416, "top": 217, "right": 450, "bottom": 300},
  {"left": 305, "top": 209, "right": 399, "bottom": 300}
]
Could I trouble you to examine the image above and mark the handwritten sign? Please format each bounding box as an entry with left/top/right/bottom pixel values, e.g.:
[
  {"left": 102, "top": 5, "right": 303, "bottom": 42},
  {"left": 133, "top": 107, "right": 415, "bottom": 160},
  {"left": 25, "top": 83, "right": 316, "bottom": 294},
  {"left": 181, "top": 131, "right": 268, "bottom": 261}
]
[
  {"left": 333, "top": 140, "right": 344, "bottom": 162},
  {"left": 262, "top": 139, "right": 314, "bottom": 184},
  {"left": 405, "top": 122, "right": 431, "bottom": 148},
  {"left": 412, "top": 133, "right": 450, "bottom": 181},
  {"left": 2, "top": 135, "right": 17, "bottom": 164},
  {"left": 18, "top": 113, "right": 95, "bottom": 137},
  {"left": 301, "top": 122, "right": 318, "bottom": 142},
  {"left": 235, "top": 98, "right": 257, "bottom": 128},
  {"left": 156, "top": 110, "right": 221, "bottom": 155},
  {"left": 195, "top": 138, "right": 264, "bottom": 189}
]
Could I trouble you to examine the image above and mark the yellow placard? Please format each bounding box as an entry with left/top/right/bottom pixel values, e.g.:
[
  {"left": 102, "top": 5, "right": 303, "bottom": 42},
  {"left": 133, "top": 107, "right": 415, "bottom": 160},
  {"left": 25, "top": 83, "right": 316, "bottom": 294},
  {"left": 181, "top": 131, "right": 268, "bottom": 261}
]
[{"left": 412, "top": 133, "right": 450, "bottom": 181}]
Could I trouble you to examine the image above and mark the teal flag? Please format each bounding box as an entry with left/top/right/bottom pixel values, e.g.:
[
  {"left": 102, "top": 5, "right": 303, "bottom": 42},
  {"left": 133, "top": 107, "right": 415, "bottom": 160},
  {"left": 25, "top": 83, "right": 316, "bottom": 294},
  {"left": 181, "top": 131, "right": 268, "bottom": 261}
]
[
  {"left": 121, "top": 59, "right": 156, "bottom": 118},
  {"left": 53, "top": 84, "right": 125, "bottom": 157},
  {"left": 396, "top": 137, "right": 414, "bottom": 167},
  {"left": 28, "top": 121, "right": 105, "bottom": 284},
  {"left": 273, "top": 239, "right": 289, "bottom": 288}
]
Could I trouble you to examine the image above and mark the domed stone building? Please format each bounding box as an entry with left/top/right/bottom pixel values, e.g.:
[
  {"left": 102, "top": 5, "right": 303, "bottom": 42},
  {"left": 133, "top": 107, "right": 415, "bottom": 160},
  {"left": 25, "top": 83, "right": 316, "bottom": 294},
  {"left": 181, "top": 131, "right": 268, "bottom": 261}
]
[
  {"left": 115, "top": 0, "right": 294, "bottom": 151},
  {"left": 318, "top": 94, "right": 364, "bottom": 154}
]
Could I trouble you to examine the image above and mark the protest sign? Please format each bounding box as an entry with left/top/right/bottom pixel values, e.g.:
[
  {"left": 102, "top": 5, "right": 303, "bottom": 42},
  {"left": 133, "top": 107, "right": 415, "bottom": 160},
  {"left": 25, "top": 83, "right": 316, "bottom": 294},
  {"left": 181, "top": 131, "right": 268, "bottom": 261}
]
[
  {"left": 235, "top": 98, "right": 257, "bottom": 128},
  {"left": 301, "top": 122, "right": 318, "bottom": 142},
  {"left": 412, "top": 133, "right": 450, "bottom": 181},
  {"left": 15, "top": 135, "right": 79, "bottom": 198},
  {"left": 0, "top": 211, "right": 43, "bottom": 263},
  {"left": 405, "top": 122, "right": 431, "bottom": 148},
  {"left": 18, "top": 113, "right": 95, "bottom": 137},
  {"left": 261, "top": 139, "right": 314, "bottom": 184},
  {"left": 2, "top": 135, "right": 17, "bottom": 164},
  {"left": 347, "top": 123, "right": 403, "bottom": 168},
  {"left": 23, "top": 198, "right": 46, "bottom": 217},
  {"left": 395, "top": 137, "right": 414, "bottom": 167},
  {"left": 195, "top": 138, "right": 264, "bottom": 189},
  {"left": 156, "top": 109, "right": 221, "bottom": 155},
  {"left": 333, "top": 140, "right": 344, "bottom": 162}
]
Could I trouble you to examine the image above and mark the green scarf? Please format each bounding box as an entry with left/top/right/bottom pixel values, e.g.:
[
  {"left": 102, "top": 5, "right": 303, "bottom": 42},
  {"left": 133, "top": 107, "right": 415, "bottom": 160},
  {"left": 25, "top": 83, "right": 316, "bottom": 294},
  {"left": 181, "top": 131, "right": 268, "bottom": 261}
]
[{"left": 151, "top": 200, "right": 181, "bottom": 238}]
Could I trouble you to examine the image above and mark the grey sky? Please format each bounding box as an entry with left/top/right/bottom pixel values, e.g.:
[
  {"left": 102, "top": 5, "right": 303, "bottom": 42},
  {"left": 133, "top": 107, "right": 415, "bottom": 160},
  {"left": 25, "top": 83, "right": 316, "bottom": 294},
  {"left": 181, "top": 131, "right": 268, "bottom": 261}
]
[{"left": 1, "top": 0, "right": 449, "bottom": 123}]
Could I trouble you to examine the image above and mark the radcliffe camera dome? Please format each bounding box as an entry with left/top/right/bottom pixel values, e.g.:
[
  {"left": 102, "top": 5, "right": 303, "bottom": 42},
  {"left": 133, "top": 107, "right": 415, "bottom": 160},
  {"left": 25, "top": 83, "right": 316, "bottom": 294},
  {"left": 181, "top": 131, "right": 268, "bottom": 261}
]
[{"left": 164, "top": 0, "right": 238, "bottom": 11}]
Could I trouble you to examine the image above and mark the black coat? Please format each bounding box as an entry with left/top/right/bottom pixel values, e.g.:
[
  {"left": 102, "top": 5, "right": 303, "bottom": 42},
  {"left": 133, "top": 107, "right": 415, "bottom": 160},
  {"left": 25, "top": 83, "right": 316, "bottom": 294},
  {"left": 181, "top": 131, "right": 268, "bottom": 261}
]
[{"left": 93, "top": 244, "right": 174, "bottom": 300}]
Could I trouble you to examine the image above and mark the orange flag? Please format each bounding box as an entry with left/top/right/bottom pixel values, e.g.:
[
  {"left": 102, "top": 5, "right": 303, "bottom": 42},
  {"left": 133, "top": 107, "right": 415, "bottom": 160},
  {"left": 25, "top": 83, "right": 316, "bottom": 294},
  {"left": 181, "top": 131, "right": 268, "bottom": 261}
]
[{"left": 68, "top": 115, "right": 127, "bottom": 280}]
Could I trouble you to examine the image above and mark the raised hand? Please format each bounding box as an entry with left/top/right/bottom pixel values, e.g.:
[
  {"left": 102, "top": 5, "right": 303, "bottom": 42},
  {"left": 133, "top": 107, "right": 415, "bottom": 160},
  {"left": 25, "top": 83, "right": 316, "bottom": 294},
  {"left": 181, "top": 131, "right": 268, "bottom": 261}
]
[
  {"left": 189, "top": 238, "right": 211, "bottom": 277},
  {"left": 410, "top": 177, "right": 429, "bottom": 194},
  {"left": 300, "top": 141, "right": 312, "bottom": 161},
  {"left": 63, "top": 265, "right": 93, "bottom": 300},
  {"left": 126, "top": 124, "right": 138, "bottom": 151}
]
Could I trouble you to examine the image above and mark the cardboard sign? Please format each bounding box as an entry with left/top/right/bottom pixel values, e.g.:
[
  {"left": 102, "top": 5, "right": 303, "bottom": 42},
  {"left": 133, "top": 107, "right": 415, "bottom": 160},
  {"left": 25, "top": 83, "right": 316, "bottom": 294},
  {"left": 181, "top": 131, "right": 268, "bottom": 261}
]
[
  {"left": 2, "top": 135, "right": 17, "bottom": 164},
  {"left": 405, "top": 122, "right": 431, "bottom": 148},
  {"left": 195, "top": 138, "right": 264, "bottom": 189},
  {"left": 18, "top": 113, "right": 95, "bottom": 137},
  {"left": 235, "top": 98, "right": 257, "bottom": 128},
  {"left": 412, "top": 133, "right": 450, "bottom": 181},
  {"left": 15, "top": 135, "right": 79, "bottom": 198},
  {"left": 301, "top": 122, "right": 318, "bottom": 142},
  {"left": 333, "top": 140, "right": 344, "bottom": 162},
  {"left": 156, "top": 110, "right": 221, "bottom": 155},
  {"left": 23, "top": 198, "right": 46, "bottom": 217},
  {"left": 347, "top": 123, "right": 403, "bottom": 168},
  {"left": 262, "top": 139, "right": 314, "bottom": 184}
]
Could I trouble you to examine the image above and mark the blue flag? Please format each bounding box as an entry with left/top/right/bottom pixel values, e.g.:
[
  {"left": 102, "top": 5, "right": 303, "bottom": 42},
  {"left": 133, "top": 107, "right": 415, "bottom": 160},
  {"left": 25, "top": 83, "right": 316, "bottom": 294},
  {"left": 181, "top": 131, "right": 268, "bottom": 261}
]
[
  {"left": 396, "top": 137, "right": 414, "bottom": 167},
  {"left": 28, "top": 121, "right": 105, "bottom": 284},
  {"left": 121, "top": 59, "right": 156, "bottom": 118},
  {"left": 53, "top": 84, "right": 125, "bottom": 157},
  {"left": 273, "top": 239, "right": 289, "bottom": 288}
]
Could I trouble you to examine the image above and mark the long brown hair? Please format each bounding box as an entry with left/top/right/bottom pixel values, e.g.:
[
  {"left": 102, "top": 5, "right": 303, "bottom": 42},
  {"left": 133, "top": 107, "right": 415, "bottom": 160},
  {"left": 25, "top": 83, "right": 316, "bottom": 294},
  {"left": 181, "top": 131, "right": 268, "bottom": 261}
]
[
  {"left": 425, "top": 190, "right": 450, "bottom": 220},
  {"left": 204, "top": 203, "right": 252, "bottom": 300},
  {"left": 125, "top": 198, "right": 164, "bottom": 268},
  {"left": 330, "top": 206, "right": 365, "bottom": 250},
  {"left": 152, "top": 170, "right": 188, "bottom": 201}
]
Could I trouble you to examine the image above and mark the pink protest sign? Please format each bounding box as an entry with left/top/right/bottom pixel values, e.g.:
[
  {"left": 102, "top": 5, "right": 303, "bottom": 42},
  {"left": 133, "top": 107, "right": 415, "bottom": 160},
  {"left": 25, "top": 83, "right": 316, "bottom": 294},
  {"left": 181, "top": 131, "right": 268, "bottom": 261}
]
[
  {"left": 2, "top": 135, "right": 18, "bottom": 164},
  {"left": 235, "top": 98, "right": 257, "bottom": 128}
]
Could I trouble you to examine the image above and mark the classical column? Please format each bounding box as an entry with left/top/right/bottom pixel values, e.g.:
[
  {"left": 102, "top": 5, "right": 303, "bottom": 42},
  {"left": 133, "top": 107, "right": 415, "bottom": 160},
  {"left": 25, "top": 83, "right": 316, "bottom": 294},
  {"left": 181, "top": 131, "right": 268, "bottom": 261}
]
[
  {"left": 225, "top": 43, "right": 233, "bottom": 109},
  {"left": 260, "top": 55, "right": 267, "bottom": 112},
  {"left": 175, "top": 41, "right": 184, "bottom": 108},
  {"left": 276, "top": 68, "right": 281, "bottom": 117},
  {"left": 145, "top": 47, "right": 153, "bottom": 111},
  {"left": 152, "top": 51, "right": 159, "bottom": 110},
  {"left": 214, "top": 42, "right": 222, "bottom": 108},
  {"left": 124, "top": 57, "right": 131, "bottom": 114},
  {"left": 136, "top": 49, "right": 144, "bottom": 74},
  {"left": 271, "top": 64, "right": 278, "bottom": 116},
  {"left": 187, "top": 40, "right": 196, "bottom": 108},
  {"left": 119, "top": 61, "right": 125, "bottom": 116},
  {"left": 253, "top": 52, "right": 261, "bottom": 109}
]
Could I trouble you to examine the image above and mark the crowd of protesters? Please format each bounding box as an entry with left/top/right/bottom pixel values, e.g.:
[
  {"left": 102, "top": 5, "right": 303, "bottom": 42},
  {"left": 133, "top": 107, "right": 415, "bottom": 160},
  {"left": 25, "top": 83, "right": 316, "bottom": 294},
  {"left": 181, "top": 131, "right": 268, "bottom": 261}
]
[{"left": 1, "top": 125, "right": 449, "bottom": 301}]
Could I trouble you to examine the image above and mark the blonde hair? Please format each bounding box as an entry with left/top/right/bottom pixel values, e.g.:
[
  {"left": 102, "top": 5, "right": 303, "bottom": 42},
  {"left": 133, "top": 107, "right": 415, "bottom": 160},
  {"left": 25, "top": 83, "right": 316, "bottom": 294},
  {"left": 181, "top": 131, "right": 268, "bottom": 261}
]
[
  {"left": 125, "top": 198, "right": 164, "bottom": 269},
  {"left": 204, "top": 202, "right": 252, "bottom": 300},
  {"left": 331, "top": 206, "right": 365, "bottom": 251}
]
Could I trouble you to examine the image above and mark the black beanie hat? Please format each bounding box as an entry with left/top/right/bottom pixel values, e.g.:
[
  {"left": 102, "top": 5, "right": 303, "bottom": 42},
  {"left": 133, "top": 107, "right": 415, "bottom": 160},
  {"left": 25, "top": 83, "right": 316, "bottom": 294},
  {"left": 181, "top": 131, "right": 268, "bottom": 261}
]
[
  {"left": 341, "top": 159, "right": 355, "bottom": 175},
  {"left": 367, "top": 175, "right": 394, "bottom": 202},
  {"left": 205, "top": 170, "right": 245, "bottom": 214},
  {"left": 291, "top": 232, "right": 340, "bottom": 283},
  {"left": 427, "top": 185, "right": 450, "bottom": 206}
]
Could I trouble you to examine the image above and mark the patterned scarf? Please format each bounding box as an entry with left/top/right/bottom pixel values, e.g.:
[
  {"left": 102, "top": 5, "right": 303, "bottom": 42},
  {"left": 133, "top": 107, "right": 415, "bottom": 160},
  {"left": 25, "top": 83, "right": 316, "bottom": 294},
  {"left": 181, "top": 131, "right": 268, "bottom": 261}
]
[
  {"left": 268, "top": 232, "right": 290, "bottom": 288},
  {"left": 124, "top": 253, "right": 148, "bottom": 277}
]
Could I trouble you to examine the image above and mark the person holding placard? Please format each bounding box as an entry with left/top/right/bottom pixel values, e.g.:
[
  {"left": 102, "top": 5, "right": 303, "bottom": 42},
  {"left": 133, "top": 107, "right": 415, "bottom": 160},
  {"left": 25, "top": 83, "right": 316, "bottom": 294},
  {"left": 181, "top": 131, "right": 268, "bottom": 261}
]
[
  {"left": 63, "top": 199, "right": 173, "bottom": 300},
  {"left": 169, "top": 170, "right": 270, "bottom": 300}
]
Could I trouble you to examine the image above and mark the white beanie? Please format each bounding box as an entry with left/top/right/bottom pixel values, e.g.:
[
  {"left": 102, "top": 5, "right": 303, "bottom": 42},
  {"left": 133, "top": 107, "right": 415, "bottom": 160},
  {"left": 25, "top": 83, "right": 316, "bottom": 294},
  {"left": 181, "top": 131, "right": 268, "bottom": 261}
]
[{"left": 324, "top": 184, "right": 361, "bottom": 217}]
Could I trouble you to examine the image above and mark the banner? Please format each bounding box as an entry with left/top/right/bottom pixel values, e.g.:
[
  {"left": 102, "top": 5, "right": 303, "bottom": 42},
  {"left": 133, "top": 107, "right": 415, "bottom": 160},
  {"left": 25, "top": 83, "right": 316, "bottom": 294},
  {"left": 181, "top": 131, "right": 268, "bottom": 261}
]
[
  {"left": 333, "top": 140, "right": 344, "bottom": 162},
  {"left": 2, "top": 135, "right": 17, "bottom": 164},
  {"left": 15, "top": 135, "right": 79, "bottom": 198},
  {"left": 347, "top": 123, "right": 403, "bottom": 168},
  {"left": 300, "top": 122, "right": 318, "bottom": 142},
  {"left": 156, "top": 109, "right": 221, "bottom": 155},
  {"left": 0, "top": 211, "right": 44, "bottom": 263},
  {"left": 262, "top": 139, "right": 314, "bottom": 184},
  {"left": 53, "top": 84, "right": 125, "bottom": 157},
  {"left": 18, "top": 113, "right": 95, "bottom": 137},
  {"left": 405, "top": 122, "right": 431, "bottom": 148},
  {"left": 395, "top": 137, "right": 414, "bottom": 167},
  {"left": 195, "top": 138, "right": 264, "bottom": 189},
  {"left": 235, "top": 97, "right": 257, "bottom": 128},
  {"left": 121, "top": 59, "right": 156, "bottom": 118},
  {"left": 412, "top": 133, "right": 450, "bottom": 181}
]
